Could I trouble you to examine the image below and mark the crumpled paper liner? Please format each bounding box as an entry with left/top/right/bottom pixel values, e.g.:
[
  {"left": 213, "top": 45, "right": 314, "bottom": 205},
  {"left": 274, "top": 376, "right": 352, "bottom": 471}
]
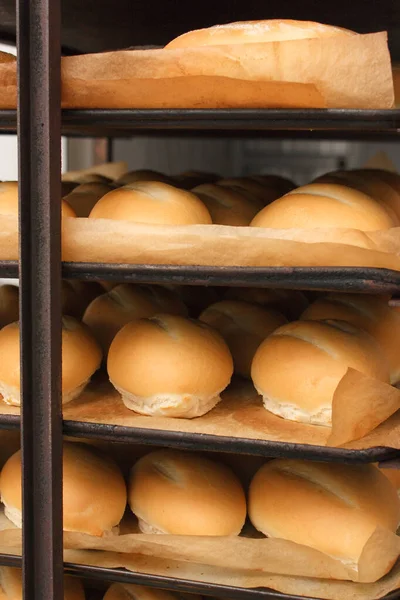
[
  {"left": 0, "top": 32, "right": 393, "bottom": 109},
  {"left": 1, "top": 216, "right": 400, "bottom": 271},
  {"left": 0, "top": 508, "right": 399, "bottom": 585},
  {"left": 1, "top": 369, "right": 399, "bottom": 449}
]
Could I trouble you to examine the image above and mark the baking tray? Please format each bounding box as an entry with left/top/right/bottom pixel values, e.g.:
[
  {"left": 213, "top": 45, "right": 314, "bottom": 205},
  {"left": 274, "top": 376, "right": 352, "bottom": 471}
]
[
  {"left": 0, "top": 109, "right": 400, "bottom": 138},
  {"left": 0, "top": 554, "right": 397, "bottom": 600},
  {"left": 0, "top": 413, "right": 398, "bottom": 464},
  {"left": 1, "top": 262, "right": 400, "bottom": 294}
]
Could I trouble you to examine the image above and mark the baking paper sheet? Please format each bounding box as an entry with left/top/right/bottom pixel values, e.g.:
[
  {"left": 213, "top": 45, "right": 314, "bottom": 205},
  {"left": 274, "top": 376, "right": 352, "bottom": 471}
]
[{"left": 0, "top": 33, "right": 393, "bottom": 109}]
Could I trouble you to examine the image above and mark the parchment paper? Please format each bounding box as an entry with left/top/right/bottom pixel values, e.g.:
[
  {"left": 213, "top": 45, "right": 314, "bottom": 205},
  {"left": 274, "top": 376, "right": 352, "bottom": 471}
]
[
  {"left": 0, "top": 370, "right": 399, "bottom": 449},
  {"left": 0, "top": 33, "right": 393, "bottom": 109}
]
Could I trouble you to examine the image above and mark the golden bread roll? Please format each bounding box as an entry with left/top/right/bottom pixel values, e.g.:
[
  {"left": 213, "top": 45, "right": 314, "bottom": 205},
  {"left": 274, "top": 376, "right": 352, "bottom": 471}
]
[
  {"left": 200, "top": 300, "right": 287, "bottom": 377},
  {"left": 129, "top": 450, "right": 246, "bottom": 535},
  {"left": 0, "top": 181, "right": 77, "bottom": 218},
  {"left": 74, "top": 173, "right": 112, "bottom": 184},
  {"left": 0, "top": 317, "right": 102, "bottom": 406},
  {"left": 63, "top": 182, "right": 113, "bottom": 217},
  {"left": 250, "top": 183, "right": 397, "bottom": 230},
  {"left": 0, "top": 285, "right": 19, "bottom": 329},
  {"left": 116, "top": 169, "right": 174, "bottom": 186},
  {"left": 89, "top": 181, "right": 212, "bottom": 225},
  {"left": 250, "top": 174, "right": 296, "bottom": 196},
  {"left": 251, "top": 319, "right": 390, "bottom": 426},
  {"left": 166, "top": 20, "right": 354, "bottom": 48},
  {"left": 302, "top": 294, "right": 400, "bottom": 384},
  {"left": 83, "top": 284, "right": 160, "bottom": 355},
  {"left": 173, "top": 170, "right": 219, "bottom": 189},
  {"left": 249, "top": 460, "right": 400, "bottom": 569},
  {"left": 316, "top": 169, "right": 400, "bottom": 221},
  {"left": 108, "top": 314, "right": 233, "bottom": 418},
  {"left": 0, "top": 568, "right": 85, "bottom": 599},
  {"left": 1, "top": 442, "right": 127, "bottom": 536},
  {"left": 193, "top": 183, "right": 262, "bottom": 225},
  {"left": 218, "top": 177, "right": 272, "bottom": 205},
  {"left": 224, "top": 288, "right": 308, "bottom": 320}
]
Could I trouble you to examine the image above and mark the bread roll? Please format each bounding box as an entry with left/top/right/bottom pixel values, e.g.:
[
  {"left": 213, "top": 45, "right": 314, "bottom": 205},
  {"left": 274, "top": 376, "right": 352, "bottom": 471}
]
[
  {"left": 224, "top": 288, "right": 308, "bottom": 320},
  {"left": 249, "top": 459, "right": 400, "bottom": 568},
  {"left": 0, "top": 317, "right": 102, "bottom": 406},
  {"left": 1, "top": 442, "right": 127, "bottom": 535},
  {"left": 302, "top": 294, "right": 400, "bottom": 384},
  {"left": 0, "top": 181, "right": 77, "bottom": 218},
  {"left": 173, "top": 170, "right": 219, "bottom": 189},
  {"left": 250, "top": 174, "right": 296, "bottom": 197},
  {"left": 64, "top": 182, "right": 113, "bottom": 217},
  {"left": 116, "top": 169, "right": 174, "bottom": 186},
  {"left": 166, "top": 20, "right": 354, "bottom": 49},
  {"left": 0, "top": 285, "right": 18, "bottom": 329},
  {"left": 104, "top": 584, "right": 201, "bottom": 600},
  {"left": 218, "top": 177, "right": 272, "bottom": 205},
  {"left": 89, "top": 181, "right": 212, "bottom": 225},
  {"left": 192, "top": 183, "right": 262, "bottom": 225},
  {"left": 200, "top": 300, "right": 287, "bottom": 378},
  {"left": 74, "top": 173, "right": 112, "bottom": 184},
  {"left": 0, "top": 568, "right": 85, "bottom": 599},
  {"left": 108, "top": 314, "right": 233, "bottom": 418},
  {"left": 316, "top": 169, "right": 400, "bottom": 221},
  {"left": 129, "top": 450, "right": 246, "bottom": 535},
  {"left": 250, "top": 183, "right": 397, "bottom": 230},
  {"left": 83, "top": 284, "right": 160, "bottom": 355},
  {"left": 138, "top": 285, "right": 188, "bottom": 316},
  {"left": 251, "top": 319, "right": 390, "bottom": 426}
]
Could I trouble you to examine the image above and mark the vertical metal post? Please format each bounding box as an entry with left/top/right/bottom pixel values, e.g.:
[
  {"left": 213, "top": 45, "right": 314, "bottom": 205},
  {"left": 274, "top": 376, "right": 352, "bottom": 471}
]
[
  {"left": 17, "top": 0, "right": 64, "bottom": 597},
  {"left": 106, "top": 137, "right": 114, "bottom": 162}
]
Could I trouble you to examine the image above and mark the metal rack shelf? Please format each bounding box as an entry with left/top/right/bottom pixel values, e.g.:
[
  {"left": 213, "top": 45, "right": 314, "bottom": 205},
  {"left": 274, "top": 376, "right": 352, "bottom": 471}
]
[
  {"left": 1, "top": 262, "right": 400, "bottom": 294},
  {"left": 0, "top": 109, "right": 400, "bottom": 137}
]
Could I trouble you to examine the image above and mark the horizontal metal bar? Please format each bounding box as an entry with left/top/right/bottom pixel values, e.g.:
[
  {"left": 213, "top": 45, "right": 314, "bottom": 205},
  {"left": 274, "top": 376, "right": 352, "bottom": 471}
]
[{"left": 1, "top": 262, "right": 400, "bottom": 294}]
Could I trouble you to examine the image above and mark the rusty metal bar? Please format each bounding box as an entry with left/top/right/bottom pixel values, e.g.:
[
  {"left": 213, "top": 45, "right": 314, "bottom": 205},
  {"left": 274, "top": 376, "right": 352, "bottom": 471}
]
[{"left": 17, "top": 0, "right": 64, "bottom": 597}]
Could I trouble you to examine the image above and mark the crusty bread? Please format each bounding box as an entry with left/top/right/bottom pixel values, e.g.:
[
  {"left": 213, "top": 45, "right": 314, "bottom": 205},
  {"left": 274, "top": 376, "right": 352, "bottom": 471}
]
[
  {"left": 200, "top": 300, "right": 287, "bottom": 377},
  {"left": 193, "top": 183, "right": 262, "bottom": 225},
  {"left": 0, "top": 568, "right": 85, "bottom": 599},
  {"left": 89, "top": 181, "right": 212, "bottom": 225},
  {"left": 302, "top": 294, "right": 400, "bottom": 384},
  {"left": 108, "top": 314, "right": 233, "bottom": 418},
  {"left": 129, "top": 450, "right": 246, "bottom": 535},
  {"left": 251, "top": 319, "right": 390, "bottom": 426},
  {"left": 166, "top": 20, "right": 355, "bottom": 49},
  {"left": 249, "top": 459, "right": 400, "bottom": 569},
  {"left": 0, "top": 317, "right": 102, "bottom": 406},
  {"left": 250, "top": 183, "right": 397, "bottom": 230},
  {"left": 63, "top": 182, "right": 113, "bottom": 217},
  {"left": 1, "top": 442, "right": 127, "bottom": 536}
]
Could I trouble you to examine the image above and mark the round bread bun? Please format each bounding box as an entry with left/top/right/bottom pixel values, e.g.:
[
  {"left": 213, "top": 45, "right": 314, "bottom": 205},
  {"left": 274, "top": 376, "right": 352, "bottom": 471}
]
[
  {"left": 138, "top": 285, "right": 188, "bottom": 317},
  {"left": 129, "top": 450, "right": 246, "bottom": 535},
  {"left": 250, "top": 183, "right": 397, "bottom": 230},
  {"left": 200, "top": 300, "right": 287, "bottom": 378},
  {"left": 0, "top": 568, "right": 85, "bottom": 600},
  {"left": 173, "top": 170, "right": 219, "bottom": 189},
  {"left": 104, "top": 584, "right": 201, "bottom": 600},
  {"left": 249, "top": 174, "right": 296, "bottom": 197},
  {"left": 379, "top": 467, "right": 400, "bottom": 497},
  {"left": 89, "top": 181, "right": 212, "bottom": 225},
  {"left": 192, "top": 183, "right": 262, "bottom": 225},
  {"left": 0, "top": 181, "right": 77, "bottom": 218},
  {"left": 166, "top": 20, "right": 354, "bottom": 49},
  {"left": 116, "top": 169, "right": 174, "bottom": 186},
  {"left": 63, "top": 182, "right": 113, "bottom": 217},
  {"left": 218, "top": 177, "right": 272, "bottom": 205},
  {"left": 315, "top": 170, "right": 400, "bottom": 222},
  {"left": 0, "top": 285, "right": 19, "bottom": 329},
  {"left": 251, "top": 319, "right": 390, "bottom": 426},
  {"left": 224, "top": 288, "right": 309, "bottom": 320},
  {"left": 1, "top": 442, "right": 127, "bottom": 536},
  {"left": 301, "top": 294, "right": 400, "bottom": 384},
  {"left": 0, "top": 317, "right": 102, "bottom": 406},
  {"left": 83, "top": 284, "right": 160, "bottom": 355},
  {"left": 74, "top": 173, "right": 112, "bottom": 184},
  {"left": 108, "top": 314, "right": 233, "bottom": 418},
  {"left": 249, "top": 459, "right": 400, "bottom": 568}
]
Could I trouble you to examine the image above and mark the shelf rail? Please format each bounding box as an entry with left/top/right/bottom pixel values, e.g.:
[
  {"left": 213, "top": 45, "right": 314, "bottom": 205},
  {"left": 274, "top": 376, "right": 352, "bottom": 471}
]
[{"left": 17, "top": 0, "right": 64, "bottom": 597}]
